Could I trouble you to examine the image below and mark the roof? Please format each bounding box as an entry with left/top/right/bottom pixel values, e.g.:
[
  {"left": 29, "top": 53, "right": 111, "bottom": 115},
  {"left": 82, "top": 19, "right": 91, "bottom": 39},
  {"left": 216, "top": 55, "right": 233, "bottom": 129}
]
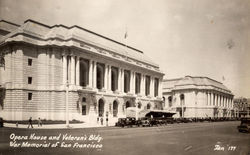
[
  {"left": 0, "top": 19, "right": 161, "bottom": 72},
  {"left": 163, "top": 76, "right": 233, "bottom": 95}
]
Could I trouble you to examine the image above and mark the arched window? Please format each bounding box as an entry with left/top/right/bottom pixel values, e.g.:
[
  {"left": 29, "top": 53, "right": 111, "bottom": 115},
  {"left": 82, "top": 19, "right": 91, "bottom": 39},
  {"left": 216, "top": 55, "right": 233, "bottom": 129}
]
[
  {"left": 82, "top": 97, "right": 87, "bottom": 115},
  {"left": 113, "top": 100, "right": 118, "bottom": 117},
  {"left": 80, "top": 59, "right": 89, "bottom": 87},
  {"left": 98, "top": 99, "right": 105, "bottom": 117},
  {"left": 126, "top": 101, "right": 131, "bottom": 108},
  {"left": 147, "top": 103, "right": 151, "bottom": 109},
  {"left": 97, "top": 63, "right": 105, "bottom": 89},
  {"left": 137, "top": 102, "right": 142, "bottom": 109}
]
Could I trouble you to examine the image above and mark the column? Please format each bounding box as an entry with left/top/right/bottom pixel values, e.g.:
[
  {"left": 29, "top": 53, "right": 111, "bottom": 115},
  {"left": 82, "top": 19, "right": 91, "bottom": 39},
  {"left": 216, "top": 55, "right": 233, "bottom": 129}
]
[
  {"left": 76, "top": 56, "right": 80, "bottom": 86},
  {"left": 118, "top": 68, "right": 121, "bottom": 92},
  {"left": 208, "top": 92, "right": 210, "bottom": 106},
  {"left": 130, "top": 71, "right": 133, "bottom": 93},
  {"left": 211, "top": 93, "right": 214, "bottom": 106},
  {"left": 70, "top": 55, "right": 75, "bottom": 85},
  {"left": 108, "top": 65, "right": 111, "bottom": 90},
  {"left": 158, "top": 78, "right": 163, "bottom": 98},
  {"left": 150, "top": 76, "right": 154, "bottom": 97},
  {"left": 88, "top": 59, "right": 93, "bottom": 88},
  {"left": 120, "top": 69, "right": 124, "bottom": 93},
  {"left": 104, "top": 64, "right": 108, "bottom": 90},
  {"left": 92, "top": 61, "right": 96, "bottom": 89},
  {"left": 141, "top": 74, "right": 145, "bottom": 96},
  {"left": 62, "top": 54, "right": 67, "bottom": 85},
  {"left": 214, "top": 94, "right": 217, "bottom": 106}
]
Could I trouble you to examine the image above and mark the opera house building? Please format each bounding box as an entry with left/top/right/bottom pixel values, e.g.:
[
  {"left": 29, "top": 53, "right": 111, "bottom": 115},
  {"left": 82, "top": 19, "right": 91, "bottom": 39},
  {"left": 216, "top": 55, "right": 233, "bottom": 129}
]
[{"left": 0, "top": 20, "right": 164, "bottom": 124}]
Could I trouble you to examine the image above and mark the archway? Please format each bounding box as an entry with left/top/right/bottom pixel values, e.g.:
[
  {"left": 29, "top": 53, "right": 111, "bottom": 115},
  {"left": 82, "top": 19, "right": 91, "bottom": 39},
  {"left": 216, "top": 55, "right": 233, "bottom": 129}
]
[
  {"left": 125, "top": 101, "right": 131, "bottom": 108},
  {"left": 98, "top": 99, "right": 105, "bottom": 117},
  {"left": 113, "top": 100, "right": 118, "bottom": 117},
  {"left": 147, "top": 103, "right": 151, "bottom": 110}
]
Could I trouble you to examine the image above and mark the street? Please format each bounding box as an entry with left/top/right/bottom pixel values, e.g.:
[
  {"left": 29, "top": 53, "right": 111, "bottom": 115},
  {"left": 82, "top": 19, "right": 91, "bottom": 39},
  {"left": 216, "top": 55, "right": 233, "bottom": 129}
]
[{"left": 0, "top": 121, "right": 249, "bottom": 155}]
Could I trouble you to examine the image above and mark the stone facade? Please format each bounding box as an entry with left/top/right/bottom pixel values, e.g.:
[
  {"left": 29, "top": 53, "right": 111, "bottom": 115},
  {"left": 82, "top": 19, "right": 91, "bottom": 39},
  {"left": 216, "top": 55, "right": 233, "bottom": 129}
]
[
  {"left": 163, "top": 76, "right": 234, "bottom": 118},
  {"left": 0, "top": 20, "right": 164, "bottom": 124}
]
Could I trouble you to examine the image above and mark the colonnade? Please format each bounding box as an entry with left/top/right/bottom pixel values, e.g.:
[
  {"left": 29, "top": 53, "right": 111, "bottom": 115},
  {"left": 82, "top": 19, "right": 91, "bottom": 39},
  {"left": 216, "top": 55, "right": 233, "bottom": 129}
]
[
  {"left": 61, "top": 52, "right": 162, "bottom": 97},
  {"left": 206, "top": 92, "right": 233, "bottom": 108}
]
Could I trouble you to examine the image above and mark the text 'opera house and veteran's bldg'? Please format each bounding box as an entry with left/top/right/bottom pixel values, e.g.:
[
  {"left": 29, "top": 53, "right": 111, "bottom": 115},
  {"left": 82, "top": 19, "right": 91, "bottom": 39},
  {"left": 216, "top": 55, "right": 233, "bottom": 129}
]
[
  {"left": 0, "top": 20, "right": 164, "bottom": 124},
  {"left": 163, "top": 76, "right": 234, "bottom": 118}
]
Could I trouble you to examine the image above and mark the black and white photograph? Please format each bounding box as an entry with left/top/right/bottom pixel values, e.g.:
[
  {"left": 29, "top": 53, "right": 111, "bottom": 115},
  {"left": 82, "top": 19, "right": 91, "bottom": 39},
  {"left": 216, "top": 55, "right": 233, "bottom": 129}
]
[{"left": 0, "top": 0, "right": 249, "bottom": 154}]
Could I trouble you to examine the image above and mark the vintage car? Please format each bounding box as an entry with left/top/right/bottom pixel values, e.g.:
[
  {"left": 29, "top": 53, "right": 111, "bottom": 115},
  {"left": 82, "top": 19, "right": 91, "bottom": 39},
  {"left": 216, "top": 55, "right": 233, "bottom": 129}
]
[
  {"left": 237, "top": 118, "right": 250, "bottom": 133},
  {"left": 138, "top": 117, "right": 150, "bottom": 127},
  {"left": 115, "top": 117, "right": 138, "bottom": 127},
  {"left": 0, "top": 117, "right": 3, "bottom": 127}
]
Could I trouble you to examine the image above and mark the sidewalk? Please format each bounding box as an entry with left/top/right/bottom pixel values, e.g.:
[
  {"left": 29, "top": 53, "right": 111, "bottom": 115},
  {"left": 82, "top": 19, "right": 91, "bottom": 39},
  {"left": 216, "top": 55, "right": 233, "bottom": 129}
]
[{"left": 4, "top": 122, "right": 115, "bottom": 129}]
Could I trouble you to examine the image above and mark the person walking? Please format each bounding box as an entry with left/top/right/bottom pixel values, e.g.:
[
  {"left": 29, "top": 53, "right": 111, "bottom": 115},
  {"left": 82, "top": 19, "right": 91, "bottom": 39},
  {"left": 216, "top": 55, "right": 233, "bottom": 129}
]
[
  {"left": 27, "top": 117, "right": 33, "bottom": 128},
  {"left": 106, "top": 117, "right": 109, "bottom": 126},
  {"left": 38, "top": 117, "right": 42, "bottom": 127},
  {"left": 100, "top": 117, "right": 103, "bottom": 126}
]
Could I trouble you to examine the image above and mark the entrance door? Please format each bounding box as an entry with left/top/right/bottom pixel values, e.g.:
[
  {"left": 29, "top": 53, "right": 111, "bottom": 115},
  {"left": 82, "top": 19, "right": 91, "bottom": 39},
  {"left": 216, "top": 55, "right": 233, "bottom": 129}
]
[{"left": 98, "top": 99, "right": 104, "bottom": 117}]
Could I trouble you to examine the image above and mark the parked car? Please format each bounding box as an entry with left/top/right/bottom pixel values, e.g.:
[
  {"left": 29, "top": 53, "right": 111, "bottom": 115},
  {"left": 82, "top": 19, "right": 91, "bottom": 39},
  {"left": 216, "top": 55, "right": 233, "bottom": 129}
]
[
  {"left": 237, "top": 118, "right": 250, "bottom": 133},
  {"left": 138, "top": 117, "right": 150, "bottom": 127},
  {"left": 0, "top": 117, "right": 3, "bottom": 127},
  {"left": 115, "top": 118, "right": 126, "bottom": 127}
]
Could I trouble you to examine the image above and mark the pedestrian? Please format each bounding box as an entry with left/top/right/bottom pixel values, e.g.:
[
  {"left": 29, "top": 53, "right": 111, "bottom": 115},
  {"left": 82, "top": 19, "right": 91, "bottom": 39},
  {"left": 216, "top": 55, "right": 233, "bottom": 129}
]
[
  {"left": 106, "top": 117, "right": 109, "bottom": 126},
  {"left": 38, "top": 117, "right": 42, "bottom": 127},
  {"left": 27, "top": 117, "right": 33, "bottom": 128},
  {"left": 100, "top": 117, "right": 103, "bottom": 125},
  {"left": 97, "top": 117, "right": 99, "bottom": 124}
]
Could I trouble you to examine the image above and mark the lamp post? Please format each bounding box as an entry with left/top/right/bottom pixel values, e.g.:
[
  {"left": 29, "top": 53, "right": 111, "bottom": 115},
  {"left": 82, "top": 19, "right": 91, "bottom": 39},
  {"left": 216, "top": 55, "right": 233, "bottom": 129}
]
[{"left": 66, "top": 80, "right": 69, "bottom": 127}]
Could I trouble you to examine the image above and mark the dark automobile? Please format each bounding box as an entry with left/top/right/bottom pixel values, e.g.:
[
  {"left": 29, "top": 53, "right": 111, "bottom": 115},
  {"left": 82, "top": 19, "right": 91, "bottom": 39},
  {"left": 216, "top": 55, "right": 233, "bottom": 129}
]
[
  {"left": 115, "top": 118, "right": 127, "bottom": 127},
  {"left": 117, "top": 117, "right": 138, "bottom": 127},
  {"left": 237, "top": 118, "right": 250, "bottom": 133},
  {"left": 138, "top": 117, "right": 150, "bottom": 127},
  {"left": 0, "top": 117, "right": 3, "bottom": 127}
]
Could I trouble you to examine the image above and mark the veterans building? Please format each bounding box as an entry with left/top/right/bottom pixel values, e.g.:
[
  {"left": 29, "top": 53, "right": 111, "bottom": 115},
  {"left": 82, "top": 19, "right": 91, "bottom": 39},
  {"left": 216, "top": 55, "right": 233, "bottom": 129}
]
[
  {"left": 0, "top": 20, "right": 164, "bottom": 124},
  {"left": 163, "top": 76, "right": 234, "bottom": 118}
]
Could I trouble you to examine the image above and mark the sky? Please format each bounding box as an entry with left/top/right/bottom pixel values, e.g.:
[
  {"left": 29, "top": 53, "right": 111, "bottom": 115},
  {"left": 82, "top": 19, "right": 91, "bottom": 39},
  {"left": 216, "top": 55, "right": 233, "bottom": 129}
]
[{"left": 0, "top": 0, "right": 249, "bottom": 98}]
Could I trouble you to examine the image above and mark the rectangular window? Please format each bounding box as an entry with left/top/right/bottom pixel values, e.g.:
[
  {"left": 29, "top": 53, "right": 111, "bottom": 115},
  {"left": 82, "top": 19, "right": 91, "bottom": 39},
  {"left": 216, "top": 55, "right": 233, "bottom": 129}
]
[
  {"left": 28, "top": 58, "right": 32, "bottom": 66},
  {"left": 135, "top": 73, "right": 141, "bottom": 94},
  {"left": 145, "top": 75, "right": 150, "bottom": 96},
  {"left": 28, "top": 93, "right": 32, "bottom": 100},
  {"left": 154, "top": 78, "right": 159, "bottom": 97},
  {"left": 28, "top": 77, "right": 32, "bottom": 84}
]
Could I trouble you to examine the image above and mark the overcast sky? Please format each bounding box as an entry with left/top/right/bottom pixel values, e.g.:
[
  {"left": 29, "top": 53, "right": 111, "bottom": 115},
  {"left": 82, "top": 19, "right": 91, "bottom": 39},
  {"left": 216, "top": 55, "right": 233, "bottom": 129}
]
[{"left": 0, "top": 0, "right": 249, "bottom": 98}]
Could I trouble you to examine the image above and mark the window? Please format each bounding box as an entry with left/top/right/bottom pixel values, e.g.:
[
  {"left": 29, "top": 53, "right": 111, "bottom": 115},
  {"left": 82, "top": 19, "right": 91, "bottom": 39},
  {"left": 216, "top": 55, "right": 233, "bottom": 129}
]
[
  {"left": 28, "top": 58, "right": 32, "bottom": 66},
  {"left": 28, "top": 93, "right": 32, "bottom": 100},
  {"left": 80, "top": 59, "right": 89, "bottom": 87},
  {"left": 154, "top": 78, "right": 159, "bottom": 97},
  {"left": 135, "top": 73, "right": 141, "bottom": 94},
  {"left": 28, "top": 77, "right": 32, "bottom": 84},
  {"left": 145, "top": 76, "right": 150, "bottom": 96},
  {"left": 111, "top": 67, "right": 118, "bottom": 91},
  {"left": 124, "top": 70, "right": 130, "bottom": 93}
]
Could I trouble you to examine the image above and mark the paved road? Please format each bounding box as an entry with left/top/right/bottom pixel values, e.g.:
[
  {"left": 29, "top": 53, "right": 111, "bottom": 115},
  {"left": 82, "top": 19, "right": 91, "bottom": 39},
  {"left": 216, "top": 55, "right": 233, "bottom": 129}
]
[{"left": 0, "top": 121, "right": 249, "bottom": 155}]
